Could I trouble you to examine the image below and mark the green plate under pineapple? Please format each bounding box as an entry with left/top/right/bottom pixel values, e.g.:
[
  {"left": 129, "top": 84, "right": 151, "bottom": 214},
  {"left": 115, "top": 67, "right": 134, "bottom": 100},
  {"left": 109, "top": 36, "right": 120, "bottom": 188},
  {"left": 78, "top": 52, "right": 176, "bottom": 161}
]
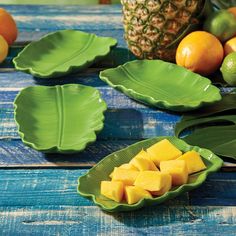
[
  {"left": 100, "top": 60, "right": 222, "bottom": 112},
  {"left": 78, "top": 136, "right": 223, "bottom": 212},
  {"left": 13, "top": 30, "right": 117, "bottom": 78}
]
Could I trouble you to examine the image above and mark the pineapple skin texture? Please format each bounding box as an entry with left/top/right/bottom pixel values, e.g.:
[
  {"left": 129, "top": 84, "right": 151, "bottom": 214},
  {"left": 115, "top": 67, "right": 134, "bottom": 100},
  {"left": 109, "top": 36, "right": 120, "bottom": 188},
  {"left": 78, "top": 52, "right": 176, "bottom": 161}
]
[{"left": 121, "top": 0, "right": 204, "bottom": 61}]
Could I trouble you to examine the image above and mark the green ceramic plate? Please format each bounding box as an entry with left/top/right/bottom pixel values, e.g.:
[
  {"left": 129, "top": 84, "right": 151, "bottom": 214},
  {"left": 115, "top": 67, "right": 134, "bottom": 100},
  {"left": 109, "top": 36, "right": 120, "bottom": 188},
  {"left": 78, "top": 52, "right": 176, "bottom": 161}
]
[
  {"left": 99, "top": 60, "right": 221, "bottom": 112},
  {"left": 78, "top": 136, "right": 223, "bottom": 212},
  {"left": 14, "top": 84, "right": 107, "bottom": 153},
  {"left": 13, "top": 30, "right": 117, "bottom": 78}
]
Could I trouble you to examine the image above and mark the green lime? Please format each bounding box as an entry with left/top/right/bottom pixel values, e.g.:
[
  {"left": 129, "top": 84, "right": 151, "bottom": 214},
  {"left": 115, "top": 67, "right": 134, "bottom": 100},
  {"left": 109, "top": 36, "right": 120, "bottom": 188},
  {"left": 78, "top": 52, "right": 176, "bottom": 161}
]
[
  {"left": 203, "top": 10, "right": 236, "bottom": 42},
  {"left": 220, "top": 52, "right": 236, "bottom": 86}
]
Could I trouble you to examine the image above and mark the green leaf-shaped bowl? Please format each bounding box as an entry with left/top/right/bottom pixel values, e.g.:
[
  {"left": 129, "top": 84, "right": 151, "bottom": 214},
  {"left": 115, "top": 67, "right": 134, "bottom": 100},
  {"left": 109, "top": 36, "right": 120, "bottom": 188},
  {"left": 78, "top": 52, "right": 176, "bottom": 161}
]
[
  {"left": 78, "top": 136, "right": 223, "bottom": 212},
  {"left": 14, "top": 84, "right": 107, "bottom": 153},
  {"left": 99, "top": 60, "right": 221, "bottom": 112},
  {"left": 13, "top": 30, "right": 117, "bottom": 78}
]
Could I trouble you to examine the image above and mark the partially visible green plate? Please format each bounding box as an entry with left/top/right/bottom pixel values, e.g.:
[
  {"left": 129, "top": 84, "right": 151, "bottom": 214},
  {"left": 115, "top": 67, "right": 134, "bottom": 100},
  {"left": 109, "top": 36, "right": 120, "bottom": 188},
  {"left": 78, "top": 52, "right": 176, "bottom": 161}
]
[
  {"left": 13, "top": 30, "right": 117, "bottom": 78},
  {"left": 99, "top": 60, "right": 221, "bottom": 112},
  {"left": 78, "top": 136, "right": 223, "bottom": 212},
  {"left": 14, "top": 84, "right": 107, "bottom": 153}
]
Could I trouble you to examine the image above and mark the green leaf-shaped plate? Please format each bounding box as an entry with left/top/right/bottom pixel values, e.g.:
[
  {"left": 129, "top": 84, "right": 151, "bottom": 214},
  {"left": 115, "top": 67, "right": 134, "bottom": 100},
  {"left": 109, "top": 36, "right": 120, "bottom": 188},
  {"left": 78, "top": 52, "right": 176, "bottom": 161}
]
[
  {"left": 78, "top": 136, "right": 223, "bottom": 212},
  {"left": 99, "top": 60, "right": 221, "bottom": 112},
  {"left": 14, "top": 84, "right": 107, "bottom": 153},
  {"left": 13, "top": 30, "right": 117, "bottom": 78}
]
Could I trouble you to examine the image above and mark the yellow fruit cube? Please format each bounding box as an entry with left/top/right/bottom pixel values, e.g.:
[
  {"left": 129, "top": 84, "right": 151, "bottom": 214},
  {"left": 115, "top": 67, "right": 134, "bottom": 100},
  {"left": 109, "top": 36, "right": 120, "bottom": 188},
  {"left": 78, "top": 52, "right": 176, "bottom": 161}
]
[
  {"left": 109, "top": 164, "right": 138, "bottom": 178},
  {"left": 177, "top": 150, "right": 206, "bottom": 174},
  {"left": 146, "top": 139, "right": 182, "bottom": 166},
  {"left": 112, "top": 168, "right": 139, "bottom": 185},
  {"left": 131, "top": 149, "right": 158, "bottom": 171},
  {"left": 160, "top": 160, "right": 188, "bottom": 186},
  {"left": 125, "top": 186, "right": 152, "bottom": 204},
  {"left": 134, "top": 171, "right": 171, "bottom": 192},
  {"left": 151, "top": 174, "right": 172, "bottom": 196},
  {"left": 100, "top": 181, "right": 124, "bottom": 202},
  {"left": 119, "top": 163, "right": 139, "bottom": 171}
]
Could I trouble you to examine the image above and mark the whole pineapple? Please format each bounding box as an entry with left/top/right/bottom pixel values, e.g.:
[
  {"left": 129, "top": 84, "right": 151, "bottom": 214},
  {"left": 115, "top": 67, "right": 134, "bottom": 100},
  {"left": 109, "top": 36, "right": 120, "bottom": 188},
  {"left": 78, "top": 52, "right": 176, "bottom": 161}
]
[{"left": 121, "top": 0, "right": 208, "bottom": 61}]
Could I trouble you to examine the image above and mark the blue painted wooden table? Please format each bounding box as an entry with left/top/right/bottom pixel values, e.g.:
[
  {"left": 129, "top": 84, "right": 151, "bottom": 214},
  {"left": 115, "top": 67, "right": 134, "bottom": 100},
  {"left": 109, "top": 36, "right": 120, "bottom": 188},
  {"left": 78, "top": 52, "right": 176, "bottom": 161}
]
[{"left": 0, "top": 4, "right": 236, "bottom": 236}]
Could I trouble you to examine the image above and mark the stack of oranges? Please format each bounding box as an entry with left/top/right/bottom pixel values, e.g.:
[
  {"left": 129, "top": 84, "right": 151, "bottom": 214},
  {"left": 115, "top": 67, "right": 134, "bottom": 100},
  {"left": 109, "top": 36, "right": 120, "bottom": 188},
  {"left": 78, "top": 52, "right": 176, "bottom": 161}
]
[
  {"left": 176, "top": 7, "right": 236, "bottom": 86},
  {"left": 0, "top": 8, "right": 18, "bottom": 63}
]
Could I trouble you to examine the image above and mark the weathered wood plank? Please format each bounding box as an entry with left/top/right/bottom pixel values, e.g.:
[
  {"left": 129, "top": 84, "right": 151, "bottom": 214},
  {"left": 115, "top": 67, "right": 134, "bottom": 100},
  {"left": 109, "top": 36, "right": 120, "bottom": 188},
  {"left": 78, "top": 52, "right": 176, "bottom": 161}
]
[
  {"left": 0, "top": 169, "right": 235, "bottom": 207},
  {"left": 0, "top": 205, "right": 236, "bottom": 236},
  {"left": 0, "top": 71, "right": 180, "bottom": 140},
  {"left": 0, "top": 140, "right": 136, "bottom": 167},
  {"left": 2, "top": 5, "right": 123, "bottom": 31},
  {"left": 0, "top": 139, "right": 235, "bottom": 168},
  {"left": 1, "top": 5, "right": 122, "bottom": 15},
  {"left": 0, "top": 5, "right": 126, "bottom": 48},
  {"left": 189, "top": 172, "right": 236, "bottom": 206},
  {"left": 0, "top": 106, "right": 179, "bottom": 140},
  {"left": 0, "top": 71, "right": 233, "bottom": 140},
  {"left": 0, "top": 0, "right": 110, "bottom": 4},
  {"left": 14, "top": 29, "right": 126, "bottom": 46},
  {"left": 0, "top": 70, "right": 233, "bottom": 93},
  {"left": 0, "top": 72, "right": 235, "bottom": 167},
  {"left": 0, "top": 169, "right": 189, "bottom": 207}
]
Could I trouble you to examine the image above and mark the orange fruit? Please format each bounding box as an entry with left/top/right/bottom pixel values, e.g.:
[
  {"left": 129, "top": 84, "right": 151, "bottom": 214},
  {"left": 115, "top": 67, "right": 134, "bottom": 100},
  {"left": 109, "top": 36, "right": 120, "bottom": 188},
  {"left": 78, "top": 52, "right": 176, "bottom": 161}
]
[
  {"left": 224, "top": 37, "right": 236, "bottom": 56},
  {"left": 0, "top": 35, "right": 8, "bottom": 63},
  {"left": 176, "top": 31, "right": 224, "bottom": 76},
  {"left": 0, "top": 8, "right": 18, "bottom": 45},
  {"left": 228, "top": 7, "right": 236, "bottom": 18}
]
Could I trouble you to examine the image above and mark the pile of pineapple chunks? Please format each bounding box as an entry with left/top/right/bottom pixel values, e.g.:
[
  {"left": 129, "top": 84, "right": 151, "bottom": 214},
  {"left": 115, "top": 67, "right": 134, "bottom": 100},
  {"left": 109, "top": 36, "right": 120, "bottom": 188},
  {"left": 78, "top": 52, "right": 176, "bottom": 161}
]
[{"left": 101, "top": 139, "right": 206, "bottom": 205}]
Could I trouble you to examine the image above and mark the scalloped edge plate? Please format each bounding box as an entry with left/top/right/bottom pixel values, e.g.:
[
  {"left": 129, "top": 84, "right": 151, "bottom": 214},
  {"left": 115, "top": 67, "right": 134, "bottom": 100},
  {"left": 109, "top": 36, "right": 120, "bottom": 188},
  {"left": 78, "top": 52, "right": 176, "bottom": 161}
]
[
  {"left": 99, "top": 60, "right": 222, "bottom": 112},
  {"left": 13, "top": 30, "right": 117, "bottom": 78},
  {"left": 78, "top": 136, "right": 223, "bottom": 212},
  {"left": 14, "top": 84, "right": 107, "bottom": 153}
]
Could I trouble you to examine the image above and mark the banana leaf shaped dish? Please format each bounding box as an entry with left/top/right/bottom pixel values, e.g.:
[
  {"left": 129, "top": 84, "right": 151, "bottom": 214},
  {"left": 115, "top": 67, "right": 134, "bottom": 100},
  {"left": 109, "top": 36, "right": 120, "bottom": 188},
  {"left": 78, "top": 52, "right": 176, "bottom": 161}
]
[
  {"left": 13, "top": 30, "right": 117, "bottom": 78},
  {"left": 78, "top": 136, "right": 223, "bottom": 212},
  {"left": 99, "top": 60, "right": 222, "bottom": 112},
  {"left": 14, "top": 84, "right": 107, "bottom": 153}
]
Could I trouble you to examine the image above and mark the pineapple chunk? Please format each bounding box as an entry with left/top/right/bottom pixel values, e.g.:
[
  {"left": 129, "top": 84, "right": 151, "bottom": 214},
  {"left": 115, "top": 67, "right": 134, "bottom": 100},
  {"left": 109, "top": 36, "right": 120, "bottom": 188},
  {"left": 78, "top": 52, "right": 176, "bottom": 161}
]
[
  {"left": 100, "top": 181, "right": 124, "bottom": 202},
  {"left": 134, "top": 171, "right": 171, "bottom": 192},
  {"left": 125, "top": 186, "right": 152, "bottom": 204},
  {"left": 119, "top": 163, "right": 138, "bottom": 171},
  {"left": 160, "top": 160, "right": 188, "bottom": 186},
  {"left": 151, "top": 174, "right": 172, "bottom": 196},
  {"left": 109, "top": 164, "right": 138, "bottom": 178},
  {"left": 146, "top": 139, "right": 182, "bottom": 166},
  {"left": 112, "top": 168, "right": 139, "bottom": 185},
  {"left": 131, "top": 149, "right": 158, "bottom": 171},
  {"left": 177, "top": 150, "right": 206, "bottom": 174}
]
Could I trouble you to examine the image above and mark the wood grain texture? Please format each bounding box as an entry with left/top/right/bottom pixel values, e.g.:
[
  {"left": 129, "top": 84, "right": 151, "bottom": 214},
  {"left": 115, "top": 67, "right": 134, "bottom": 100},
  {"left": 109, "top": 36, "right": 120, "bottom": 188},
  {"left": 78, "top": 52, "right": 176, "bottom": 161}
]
[
  {"left": 1, "top": 205, "right": 235, "bottom": 236},
  {"left": 0, "top": 71, "right": 235, "bottom": 167},
  {"left": 0, "top": 106, "right": 179, "bottom": 140},
  {"left": 0, "top": 71, "right": 233, "bottom": 140},
  {"left": 0, "top": 169, "right": 235, "bottom": 207},
  {"left": 0, "top": 71, "right": 181, "bottom": 141},
  {"left": 0, "top": 169, "right": 189, "bottom": 207},
  {"left": 0, "top": 140, "right": 136, "bottom": 166},
  {"left": 0, "top": 168, "right": 235, "bottom": 235},
  {"left": 0, "top": 0, "right": 120, "bottom": 4},
  {"left": 0, "top": 140, "right": 235, "bottom": 168},
  {"left": 1, "top": 5, "right": 124, "bottom": 42}
]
